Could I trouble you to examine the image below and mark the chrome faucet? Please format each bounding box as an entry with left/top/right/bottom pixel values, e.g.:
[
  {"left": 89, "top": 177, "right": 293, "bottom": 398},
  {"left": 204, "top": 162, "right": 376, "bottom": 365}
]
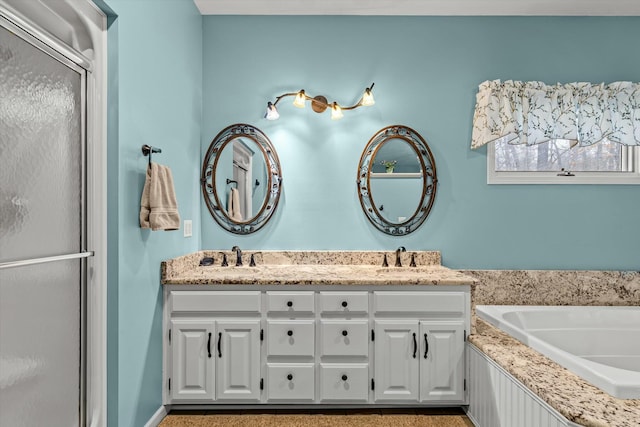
[
  {"left": 231, "top": 245, "right": 243, "bottom": 267},
  {"left": 395, "top": 246, "right": 406, "bottom": 267}
]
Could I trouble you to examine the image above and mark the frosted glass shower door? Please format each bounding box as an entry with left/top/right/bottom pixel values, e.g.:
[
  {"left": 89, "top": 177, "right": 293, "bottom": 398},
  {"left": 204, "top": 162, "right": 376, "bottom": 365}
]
[{"left": 0, "top": 20, "right": 89, "bottom": 427}]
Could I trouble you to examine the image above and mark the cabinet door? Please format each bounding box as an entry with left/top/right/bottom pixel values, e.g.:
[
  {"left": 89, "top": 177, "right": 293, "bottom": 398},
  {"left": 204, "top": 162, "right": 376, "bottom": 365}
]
[
  {"left": 419, "top": 321, "right": 465, "bottom": 402},
  {"left": 373, "top": 320, "right": 419, "bottom": 402},
  {"left": 215, "top": 320, "right": 261, "bottom": 401},
  {"left": 170, "top": 319, "right": 215, "bottom": 402}
]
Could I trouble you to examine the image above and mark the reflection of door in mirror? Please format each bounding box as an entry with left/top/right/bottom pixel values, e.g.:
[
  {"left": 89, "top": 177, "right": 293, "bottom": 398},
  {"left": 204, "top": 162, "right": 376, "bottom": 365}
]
[{"left": 233, "top": 140, "right": 253, "bottom": 221}]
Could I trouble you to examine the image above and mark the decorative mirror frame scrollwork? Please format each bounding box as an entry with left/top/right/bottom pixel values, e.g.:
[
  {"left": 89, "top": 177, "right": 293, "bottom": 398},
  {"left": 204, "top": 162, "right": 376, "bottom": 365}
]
[
  {"left": 201, "top": 123, "right": 282, "bottom": 234},
  {"left": 357, "top": 125, "right": 438, "bottom": 235}
]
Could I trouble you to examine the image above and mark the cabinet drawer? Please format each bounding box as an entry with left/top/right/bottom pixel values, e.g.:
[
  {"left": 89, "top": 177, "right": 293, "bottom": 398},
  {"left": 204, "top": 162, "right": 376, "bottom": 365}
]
[
  {"left": 319, "top": 320, "right": 369, "bottom": 358},
  {"left": 266, "top": 291, "right": 314, "bottom": 314},
  {"left": 170, "top": 291, "right": 261, "bottom": 313},
  {"left": 373, "top": 291, "right": 465, "bottom": 314},
  {"left": 319, "top": 292, "right": 368, "bottom": 315},
  {"left": 320, "top": 363, "right": 369, "bottom": 402},
  {"left": 266, "top": 320, "right": 315, "bottom": 357},
  {"left": 265, "top": 363, "right": 315, "bottom": 401}
]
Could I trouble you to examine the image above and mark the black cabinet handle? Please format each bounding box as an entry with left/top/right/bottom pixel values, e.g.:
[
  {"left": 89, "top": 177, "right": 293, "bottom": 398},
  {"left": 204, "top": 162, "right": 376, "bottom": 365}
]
[
  {"left": 287, "top": 374, "right": 293, "bottom": 381},
  {"left": 207, "top": 332, "right": 212, "bottom": 358},
  {"left": 342, "top": 301, "right": 348, "bottom": 308},
  {"left": 287, "top": 300, "right": 293, "bottom": 307},
  {"left": 424, "top": 333, "right": 429, "bottom": 359},
  {"left": 412, "top": 332, "right": 417, "bottom": 358},
  {"left": 287, "top": 330, "right": 293, "bottom": 336},
  {"left": 341, "top": 374, "right": 348, "bottom": 381},
  {"left": 217, "top": 332, "right": 222, "bottom": 358},
  {"left": 342, "top": 330, "right": 348, "bottom": 337}
]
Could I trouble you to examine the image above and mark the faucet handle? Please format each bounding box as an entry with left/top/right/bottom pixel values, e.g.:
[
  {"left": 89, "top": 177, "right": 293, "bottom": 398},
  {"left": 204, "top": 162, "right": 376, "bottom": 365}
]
[
  {"left": 382, "top": 254, "right": 389, "bottom": 267},
  {"left": 219, "top": 252, "right": 228, "bottom": 267},
  {"left": 410, "top": 253, "right": 417, "bottom": 267},
  {"left": 249, "top": 252, "right": 262, "bottom": 267}
]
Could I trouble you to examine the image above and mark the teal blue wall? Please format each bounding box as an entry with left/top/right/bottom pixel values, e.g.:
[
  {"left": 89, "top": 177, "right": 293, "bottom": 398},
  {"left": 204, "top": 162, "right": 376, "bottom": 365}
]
[
  {"left": 104, "top": 0, "right": 202, "bottom": 426},
  {"left": 201, "top": 16, "right": 640, "bottom": 270}
]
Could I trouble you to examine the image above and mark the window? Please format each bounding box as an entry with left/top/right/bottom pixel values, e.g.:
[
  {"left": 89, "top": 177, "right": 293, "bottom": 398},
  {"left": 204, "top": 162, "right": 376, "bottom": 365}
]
[
  {"left": 472, "top": 80, "right": 640, "bottom": 184},
  {"left": 488, "top": 139, "right": 640, "bottom": 184}
]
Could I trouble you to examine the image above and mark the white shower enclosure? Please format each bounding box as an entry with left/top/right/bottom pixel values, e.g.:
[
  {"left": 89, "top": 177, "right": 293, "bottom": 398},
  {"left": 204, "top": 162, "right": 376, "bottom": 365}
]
[{"left": 0, "top": 1, "right": 106, "bottom": 425}]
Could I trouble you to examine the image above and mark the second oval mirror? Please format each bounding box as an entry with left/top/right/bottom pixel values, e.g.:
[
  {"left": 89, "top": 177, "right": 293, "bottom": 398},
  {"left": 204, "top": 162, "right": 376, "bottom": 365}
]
[
  {"left": 201, "top": 124, "right": 282, "bottom": 234},
  {"left": 357, "top": 125, "right": 437, "bottom": 235}
]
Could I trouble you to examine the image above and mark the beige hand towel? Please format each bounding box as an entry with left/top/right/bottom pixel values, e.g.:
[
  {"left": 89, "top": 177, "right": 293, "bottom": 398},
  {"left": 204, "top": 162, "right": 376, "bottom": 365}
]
[
  {"left": 228, "top": 187, "right": 243, "bottom": 222},
  {"left": 140, "top": 162, "right": 180, "bottom": 231}
]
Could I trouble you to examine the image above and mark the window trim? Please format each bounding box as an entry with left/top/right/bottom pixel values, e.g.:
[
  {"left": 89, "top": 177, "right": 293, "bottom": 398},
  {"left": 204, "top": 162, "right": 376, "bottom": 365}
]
[{"left": 487, "top": 143, "right": 640, "bottom": 185}]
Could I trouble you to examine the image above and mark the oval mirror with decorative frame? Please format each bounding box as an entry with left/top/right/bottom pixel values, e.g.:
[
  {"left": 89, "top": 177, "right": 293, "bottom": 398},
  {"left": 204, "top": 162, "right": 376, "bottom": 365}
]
[
  {"left": 201, "top": 124, "right": 282, "bottom": 234},
  {"left": 357, "top": 125, "right": 437, "bottom": 235}
]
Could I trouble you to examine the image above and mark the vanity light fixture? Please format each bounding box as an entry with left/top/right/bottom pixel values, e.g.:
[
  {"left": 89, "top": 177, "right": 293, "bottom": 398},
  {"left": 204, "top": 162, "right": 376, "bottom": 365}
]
[{"left": 264, "top": 83, "right": 375, "bottom": 121}]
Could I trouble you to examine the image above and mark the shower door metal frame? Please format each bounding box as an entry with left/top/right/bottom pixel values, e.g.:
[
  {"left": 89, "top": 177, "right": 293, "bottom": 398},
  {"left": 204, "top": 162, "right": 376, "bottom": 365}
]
[{"left": 0, "top": 4, "right": 105, "bottom": 425}]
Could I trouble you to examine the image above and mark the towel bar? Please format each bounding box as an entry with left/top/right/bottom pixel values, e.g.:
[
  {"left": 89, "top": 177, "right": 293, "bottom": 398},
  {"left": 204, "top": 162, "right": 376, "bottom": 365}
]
[{"left": 141, "top": 144, "right": 162, "bottom": 165}]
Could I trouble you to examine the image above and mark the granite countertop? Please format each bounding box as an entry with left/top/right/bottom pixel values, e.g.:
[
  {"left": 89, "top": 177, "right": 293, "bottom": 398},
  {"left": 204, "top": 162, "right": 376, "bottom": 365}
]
[
  {"left": 161, "top": 250, "right": 478, "bottom": 286},
  {"left": 469, "top": 319, "right": 640, "bottom": 427}
]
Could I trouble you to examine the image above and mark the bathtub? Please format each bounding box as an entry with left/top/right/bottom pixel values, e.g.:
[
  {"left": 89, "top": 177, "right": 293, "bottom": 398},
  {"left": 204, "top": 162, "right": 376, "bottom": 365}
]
[{"left": 476, "top": 305, "right": 640, "bottom": 399}]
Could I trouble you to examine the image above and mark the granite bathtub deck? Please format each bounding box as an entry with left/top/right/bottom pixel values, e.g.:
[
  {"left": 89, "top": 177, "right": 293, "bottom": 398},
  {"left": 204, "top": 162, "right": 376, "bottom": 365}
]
[
  {"left": 161, "top": 250, "right": 477, "bottom": 286},
  {"left": 469, "top": 319, "right": 640, "bottom": 427}
]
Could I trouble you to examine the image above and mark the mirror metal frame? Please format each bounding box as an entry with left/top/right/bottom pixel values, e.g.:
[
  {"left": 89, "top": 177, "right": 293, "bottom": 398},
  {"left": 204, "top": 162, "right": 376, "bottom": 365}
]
[
  {"left": 357, "top": 125, "right": 438, "bottom": 235},
  {"left": 201, "top": 123, "right": 282, "bottom": 234}
]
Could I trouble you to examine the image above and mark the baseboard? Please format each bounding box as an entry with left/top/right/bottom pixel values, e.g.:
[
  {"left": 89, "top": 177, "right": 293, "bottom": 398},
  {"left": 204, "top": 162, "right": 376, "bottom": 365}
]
[{"left": 144, "top": 405, "right": 169, "bottom": 427}]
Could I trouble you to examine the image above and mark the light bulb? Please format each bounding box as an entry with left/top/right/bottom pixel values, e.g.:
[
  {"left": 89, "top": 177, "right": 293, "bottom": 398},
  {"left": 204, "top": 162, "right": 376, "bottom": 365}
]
[
  {"left": 361, "top": 88, "right": 375, "bottom": 106},
  {"left": 293, "top": 90, "right": 306, "bottom": 108},
  {"left": 331, "top": 102, "right": 344, "bottom": 120},
  {"left": 264, "top": 102, "right": 279, "bottom": 120}
]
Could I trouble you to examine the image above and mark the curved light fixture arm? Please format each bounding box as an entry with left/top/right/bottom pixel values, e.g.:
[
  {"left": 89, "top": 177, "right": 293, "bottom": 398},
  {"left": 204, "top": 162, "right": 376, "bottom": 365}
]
[
  {"left": 265, "top": 83, "right": 375, "bottom": 120},
  {"left": 271, "top": 91, "right": 303, "bottom": 108}
]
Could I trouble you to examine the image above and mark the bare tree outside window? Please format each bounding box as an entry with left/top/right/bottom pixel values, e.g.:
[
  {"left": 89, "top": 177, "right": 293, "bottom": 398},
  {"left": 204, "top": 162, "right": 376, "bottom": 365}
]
[{"left": 494, "top": 139, "right": 623, "bottom": 172}]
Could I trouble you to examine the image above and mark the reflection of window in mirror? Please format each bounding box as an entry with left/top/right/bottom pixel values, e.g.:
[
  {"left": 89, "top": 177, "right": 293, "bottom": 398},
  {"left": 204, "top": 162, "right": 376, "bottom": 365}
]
[
  {"left": 372, "top": 138, "right": 423, "bottom": 174},
  {"left": 233, "top": 139, "right": 254, "bottom": 221}
]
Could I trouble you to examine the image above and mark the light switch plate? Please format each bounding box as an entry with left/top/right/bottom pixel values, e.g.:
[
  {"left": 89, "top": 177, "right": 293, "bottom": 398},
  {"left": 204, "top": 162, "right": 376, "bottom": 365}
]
[{"left": 183, "top": 220, "right": 192, "bottom": 237}]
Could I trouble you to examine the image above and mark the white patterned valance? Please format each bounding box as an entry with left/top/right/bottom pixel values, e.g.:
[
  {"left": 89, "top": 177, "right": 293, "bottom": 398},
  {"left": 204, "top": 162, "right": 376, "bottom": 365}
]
[{"left": 471, "top": 80, "right": 640, "bottom": 149}]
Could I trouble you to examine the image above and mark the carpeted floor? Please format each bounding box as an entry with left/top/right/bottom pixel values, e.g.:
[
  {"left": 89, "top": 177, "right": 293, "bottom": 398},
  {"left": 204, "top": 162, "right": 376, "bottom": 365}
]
[{"left": 159, "top": 410, "right": 475, "bottom": 427}]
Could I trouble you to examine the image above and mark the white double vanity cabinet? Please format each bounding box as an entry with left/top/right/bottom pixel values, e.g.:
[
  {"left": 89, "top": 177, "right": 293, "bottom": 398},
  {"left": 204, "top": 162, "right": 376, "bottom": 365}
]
[{"left": 161, "top": 251, "right": 474, "bottom": 409}]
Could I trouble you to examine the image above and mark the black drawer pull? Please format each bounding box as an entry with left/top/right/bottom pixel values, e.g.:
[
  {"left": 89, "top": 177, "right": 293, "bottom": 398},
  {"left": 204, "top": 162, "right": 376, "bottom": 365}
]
[
  {"left": 207, "top": 332, "right": 212, "bottom": 358},
  {"left": 412, "top": 332, "right": 417, "bottom": 358},
  {"left": 341, "top": 375, "right": 348, "bottom": 381},
  {"left": 342, "top": 330, "right": 348, "bottom": 336},
  {"left": 287, "top": 301, "right": 293, "bottom": 307},
  {"left": 217, "top": 332, "right": 222, "bottom": 358},
  {"left": 287, "top": 330, "right": 293, "bottom": 336},
  {"left": 424, "top": 333, "right": 429, "bottom": 359},
  {"left": 341, "top": 301, "right": 348, "bottom": 308},
  {"left": 287, "top": 374, "right": 293, "bottom": 381}
]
